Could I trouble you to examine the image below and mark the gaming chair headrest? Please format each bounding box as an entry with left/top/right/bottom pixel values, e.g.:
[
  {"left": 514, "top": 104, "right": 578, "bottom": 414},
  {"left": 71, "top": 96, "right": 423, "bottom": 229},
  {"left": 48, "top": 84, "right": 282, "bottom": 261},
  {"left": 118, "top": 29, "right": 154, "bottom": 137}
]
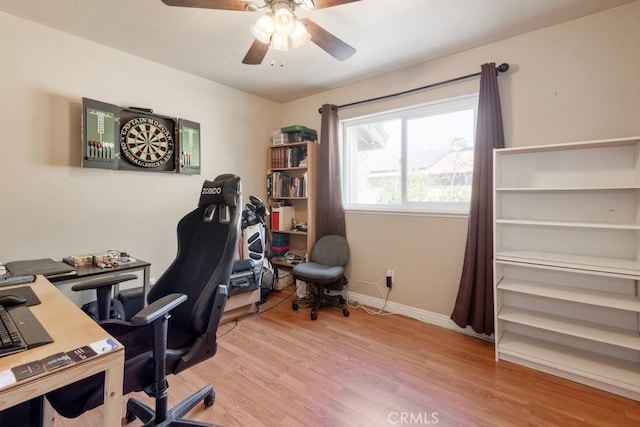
[{"left": 198, "top": 174, "right": 241, "bottom": 208}]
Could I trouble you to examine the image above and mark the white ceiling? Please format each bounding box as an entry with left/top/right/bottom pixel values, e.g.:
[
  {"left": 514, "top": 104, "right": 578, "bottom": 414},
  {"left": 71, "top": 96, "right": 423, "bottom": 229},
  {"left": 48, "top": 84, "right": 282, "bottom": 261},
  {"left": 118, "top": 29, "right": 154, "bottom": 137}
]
[{"left": 0, "top": 0, "right": 634, "bottom": 103}]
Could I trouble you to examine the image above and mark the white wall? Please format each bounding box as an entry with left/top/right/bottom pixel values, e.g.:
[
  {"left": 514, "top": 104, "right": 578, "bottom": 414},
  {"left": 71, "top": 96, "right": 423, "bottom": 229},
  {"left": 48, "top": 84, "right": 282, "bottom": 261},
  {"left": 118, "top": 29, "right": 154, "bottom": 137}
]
[
  {"left": 281, "top": 2, "right": 640, "bottom": 317},
  {"left": 2, "top": 2, "right": 639, "bottom": 319},
  {"left": 0, "top": 11, "right": 281, "bottom": 281}
]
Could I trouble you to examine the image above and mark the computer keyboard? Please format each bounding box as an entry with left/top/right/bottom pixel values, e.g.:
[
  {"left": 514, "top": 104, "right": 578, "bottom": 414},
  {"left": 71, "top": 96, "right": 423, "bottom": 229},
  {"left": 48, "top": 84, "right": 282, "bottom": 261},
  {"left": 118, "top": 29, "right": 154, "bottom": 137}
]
[{"left": 0, "top": 305, "right": 27, "bottom": 356}]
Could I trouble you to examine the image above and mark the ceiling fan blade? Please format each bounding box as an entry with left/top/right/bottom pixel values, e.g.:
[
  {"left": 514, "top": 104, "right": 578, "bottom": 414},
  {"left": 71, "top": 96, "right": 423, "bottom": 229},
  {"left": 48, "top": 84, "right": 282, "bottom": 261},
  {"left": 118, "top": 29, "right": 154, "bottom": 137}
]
[
  {"left": 309, "top": 0, "right": 361, "bottom": 9},
  {"left": 161, "top": 0, "right": 254, "bottom": 11},
  {"left": 242, "top": 39, "right": 270, "bottom": 65},
  {"left": 299, "top": 18, "right": 355, "bottom": 61}
]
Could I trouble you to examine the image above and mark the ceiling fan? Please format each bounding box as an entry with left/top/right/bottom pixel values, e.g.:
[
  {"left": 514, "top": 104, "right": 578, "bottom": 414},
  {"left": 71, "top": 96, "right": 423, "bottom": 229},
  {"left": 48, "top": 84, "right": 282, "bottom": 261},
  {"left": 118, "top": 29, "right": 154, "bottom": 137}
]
[{"left": 161, "top": 0, "right": 360, "bottom": 65}]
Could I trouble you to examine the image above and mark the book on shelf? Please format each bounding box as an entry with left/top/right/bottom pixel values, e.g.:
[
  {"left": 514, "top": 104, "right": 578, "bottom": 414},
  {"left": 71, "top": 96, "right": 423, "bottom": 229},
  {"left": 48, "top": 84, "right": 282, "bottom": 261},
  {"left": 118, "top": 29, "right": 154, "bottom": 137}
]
[
  {"left": 270, "top": 146, "right": 308, "bottom": 168},
  {"left": 268, "top": 172, "right": 307, "bottom": 198}
]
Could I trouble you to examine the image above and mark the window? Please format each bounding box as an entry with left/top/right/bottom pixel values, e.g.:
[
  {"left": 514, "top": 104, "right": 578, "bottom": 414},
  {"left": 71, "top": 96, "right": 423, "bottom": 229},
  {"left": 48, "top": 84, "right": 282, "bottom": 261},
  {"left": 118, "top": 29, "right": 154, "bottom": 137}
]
[{"left": 341, "top": 93, "right": 478, "bottom": 215}]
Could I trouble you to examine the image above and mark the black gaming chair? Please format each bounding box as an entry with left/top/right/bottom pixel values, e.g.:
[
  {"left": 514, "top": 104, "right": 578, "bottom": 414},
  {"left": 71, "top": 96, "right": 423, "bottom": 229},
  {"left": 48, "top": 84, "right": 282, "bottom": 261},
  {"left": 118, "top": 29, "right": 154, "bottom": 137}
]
[{"left": 46, "top": 174, "right": 242, "bottom": 426}]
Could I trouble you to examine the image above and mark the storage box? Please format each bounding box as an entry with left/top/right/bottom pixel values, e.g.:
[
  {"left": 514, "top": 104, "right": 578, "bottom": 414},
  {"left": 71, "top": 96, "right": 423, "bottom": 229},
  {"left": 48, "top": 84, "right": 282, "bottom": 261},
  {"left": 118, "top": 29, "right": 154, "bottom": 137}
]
[
  {"left": 271, "top": 206, "right": 295, "bottom": 231},
  {"left": 271, "top": 233, "right": 290, "bottom": 257},
  {"left": 281, "top": 125, "right": 317, "bottom": 143},
  {"left": 220, "top": 289, "right": 260, "bottom": 325},
  {"left": 271, "top": 130, "right": 288, "bottom": 145},
  {"left": 63, "top": 255, "right": 93, "bottom": 267},
  {"left": 287, "top": 131, "right": 317, "bottom": 142},
  {"left": 281, "top": 125, "right": 316, "bottom": 134},
  {"left": 92, "top": 253, "right": 113, "bottom": 265},
  {"left": 274, "top": 267, "right": 294, "bottom": 290}
]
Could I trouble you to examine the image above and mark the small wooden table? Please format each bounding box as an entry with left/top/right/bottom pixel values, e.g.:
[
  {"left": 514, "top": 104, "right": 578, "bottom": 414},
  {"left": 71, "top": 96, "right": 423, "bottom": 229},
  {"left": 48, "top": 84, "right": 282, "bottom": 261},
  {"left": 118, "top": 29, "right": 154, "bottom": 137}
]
[
  {"left": 0, "top": 275, "right": 124, "bottom": 426},
  {"left": 48, "top": 257, "right": 151, "bottom": 302}
]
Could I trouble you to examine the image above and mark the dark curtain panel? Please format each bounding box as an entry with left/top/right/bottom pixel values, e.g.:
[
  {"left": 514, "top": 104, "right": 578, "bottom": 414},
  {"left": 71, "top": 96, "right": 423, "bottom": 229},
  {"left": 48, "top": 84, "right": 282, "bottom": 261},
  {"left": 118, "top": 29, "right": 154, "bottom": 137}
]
[
  {"left": 316, "top": 104, "right": 346, "bottom": 238},
  {"left": 451, "top": 63, "right": 505, "bottom": 335}
]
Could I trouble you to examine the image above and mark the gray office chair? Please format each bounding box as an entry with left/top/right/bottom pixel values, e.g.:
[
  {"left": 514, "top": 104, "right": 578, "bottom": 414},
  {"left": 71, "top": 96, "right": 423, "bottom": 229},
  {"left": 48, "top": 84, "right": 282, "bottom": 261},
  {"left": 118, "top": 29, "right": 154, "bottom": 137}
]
[{"left": 291, "top": 235, "right": 350, "bottom": 321}]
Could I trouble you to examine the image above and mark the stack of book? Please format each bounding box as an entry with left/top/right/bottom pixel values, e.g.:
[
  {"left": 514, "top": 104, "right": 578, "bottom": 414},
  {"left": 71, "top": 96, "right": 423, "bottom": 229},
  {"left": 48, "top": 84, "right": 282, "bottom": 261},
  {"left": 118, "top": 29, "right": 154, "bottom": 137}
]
[{"left": 271, "top": 234, "right": 290, "bottom": 258}]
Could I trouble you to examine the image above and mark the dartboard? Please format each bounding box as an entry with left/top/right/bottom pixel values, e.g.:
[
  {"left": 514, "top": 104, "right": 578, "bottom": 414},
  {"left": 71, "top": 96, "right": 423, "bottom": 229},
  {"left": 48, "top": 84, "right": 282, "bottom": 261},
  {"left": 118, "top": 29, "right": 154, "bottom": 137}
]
[{"left": 120, "top": 117, "right": 174, "bottom": 168}]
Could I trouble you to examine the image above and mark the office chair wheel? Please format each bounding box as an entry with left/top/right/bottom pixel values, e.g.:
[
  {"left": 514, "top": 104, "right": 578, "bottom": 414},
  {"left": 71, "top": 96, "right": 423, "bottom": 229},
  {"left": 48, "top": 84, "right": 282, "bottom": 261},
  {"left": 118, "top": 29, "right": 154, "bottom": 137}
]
[
  {"left": 310, "top": 311, "right": 318, "bottom": 321},
  {"left": 342, "top": 307, "right": 350, "bottom": 317},
  {"left": 204, "top": 391, "right": 215, "bottom": 407},
  {"left": 292, "top": 301, "right": 299, "bottom": 310}
]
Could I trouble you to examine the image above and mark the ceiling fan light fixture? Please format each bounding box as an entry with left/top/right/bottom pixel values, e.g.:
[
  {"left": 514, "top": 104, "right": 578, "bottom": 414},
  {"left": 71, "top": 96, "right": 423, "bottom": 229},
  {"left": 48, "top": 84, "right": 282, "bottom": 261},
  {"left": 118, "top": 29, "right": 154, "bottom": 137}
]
[
  {"left": 236, "top": 0, "right": 357, "bottom": 64},
  {"left": 300, "top": 0, "right": 316, "bottom": 9},
  {"left": 271, "top": 32, "right": 289, "bottom": 51},
  {"left": 250, "top": 13, "right": 274, "bottom": 44},
  {"left": 290, "top": 20, "right": 311, "bottom": 48},
  {"left": 273, "top": 3, "right": 296, "bottom": 37}
]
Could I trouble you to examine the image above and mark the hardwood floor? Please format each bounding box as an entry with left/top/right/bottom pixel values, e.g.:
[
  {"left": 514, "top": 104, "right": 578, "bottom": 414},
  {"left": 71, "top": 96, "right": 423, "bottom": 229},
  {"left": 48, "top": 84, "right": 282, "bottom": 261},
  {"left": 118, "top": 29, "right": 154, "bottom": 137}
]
[{"left": 55, "top": 287, "right": 640, "bottom": 426}]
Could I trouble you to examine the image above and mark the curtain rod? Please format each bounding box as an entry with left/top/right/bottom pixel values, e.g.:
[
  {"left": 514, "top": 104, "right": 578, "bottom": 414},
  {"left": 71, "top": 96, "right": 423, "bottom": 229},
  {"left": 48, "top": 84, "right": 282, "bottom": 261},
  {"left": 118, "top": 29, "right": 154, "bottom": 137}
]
[{"left": 319, "top": 62, "right": 509, "bottom": 114}]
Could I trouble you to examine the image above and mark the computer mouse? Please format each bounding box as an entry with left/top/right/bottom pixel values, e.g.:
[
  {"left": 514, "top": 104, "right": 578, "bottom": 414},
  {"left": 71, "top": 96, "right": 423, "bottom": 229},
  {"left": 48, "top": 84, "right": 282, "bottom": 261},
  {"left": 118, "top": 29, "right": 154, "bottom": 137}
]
[{"left": 0, "top": 294, "right": 27, "bottom": 307}]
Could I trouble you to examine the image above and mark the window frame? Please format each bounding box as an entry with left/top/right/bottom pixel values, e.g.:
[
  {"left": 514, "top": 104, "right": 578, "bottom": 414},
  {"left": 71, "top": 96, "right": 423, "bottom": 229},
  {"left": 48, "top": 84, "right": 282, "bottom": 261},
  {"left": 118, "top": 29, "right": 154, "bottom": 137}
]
[{"left": 340, "top": 93, "right": 479, "bottom": 216}]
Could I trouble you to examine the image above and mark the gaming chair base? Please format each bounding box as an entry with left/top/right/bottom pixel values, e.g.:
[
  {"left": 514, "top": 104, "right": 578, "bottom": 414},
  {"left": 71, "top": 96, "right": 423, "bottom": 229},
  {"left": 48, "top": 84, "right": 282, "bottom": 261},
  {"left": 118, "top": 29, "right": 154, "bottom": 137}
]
[{"left": 125, "top": 384, "right": 218, "bottom": 427}]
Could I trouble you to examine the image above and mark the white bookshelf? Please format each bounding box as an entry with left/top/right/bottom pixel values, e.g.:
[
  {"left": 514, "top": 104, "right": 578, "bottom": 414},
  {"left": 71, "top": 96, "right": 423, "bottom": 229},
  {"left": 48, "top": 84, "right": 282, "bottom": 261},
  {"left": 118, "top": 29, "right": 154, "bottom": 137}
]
[
  {"left": 496, "top": 250, "right": 640, "bottom": 276},
  {"left": 498, "top": 278, "right": 640, "bottom": 311},
  {"left": 499, "top": 332, "right": 640, "bottom": 399},
  {"left": 493, "top": 136, "right": 640, "bottom": 401}
]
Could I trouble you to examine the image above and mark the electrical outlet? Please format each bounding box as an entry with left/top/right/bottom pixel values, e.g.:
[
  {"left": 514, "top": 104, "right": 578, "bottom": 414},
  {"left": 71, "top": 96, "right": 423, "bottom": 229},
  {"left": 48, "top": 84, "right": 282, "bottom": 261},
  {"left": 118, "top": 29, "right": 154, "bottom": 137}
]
[{"left": 386, "top": 269, "right": 393, "bottom": 288}]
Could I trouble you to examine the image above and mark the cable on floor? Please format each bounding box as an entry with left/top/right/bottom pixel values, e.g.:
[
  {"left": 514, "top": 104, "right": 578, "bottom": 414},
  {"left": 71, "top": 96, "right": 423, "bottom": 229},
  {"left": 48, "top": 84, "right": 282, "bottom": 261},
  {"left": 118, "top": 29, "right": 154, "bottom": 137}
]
[
  {"left": 216, "top": 281, "right": 302, "bottom": 339},
  {"left": 346, "top": 280, "right": 395, "bottom": 316}
]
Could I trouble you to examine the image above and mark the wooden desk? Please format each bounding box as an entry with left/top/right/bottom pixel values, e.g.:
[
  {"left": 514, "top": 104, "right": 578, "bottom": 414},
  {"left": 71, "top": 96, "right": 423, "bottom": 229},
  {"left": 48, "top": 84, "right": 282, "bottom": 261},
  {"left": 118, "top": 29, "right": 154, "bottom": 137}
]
[{"left": 0, "top": 276, "right": 124, "bottom": 426}]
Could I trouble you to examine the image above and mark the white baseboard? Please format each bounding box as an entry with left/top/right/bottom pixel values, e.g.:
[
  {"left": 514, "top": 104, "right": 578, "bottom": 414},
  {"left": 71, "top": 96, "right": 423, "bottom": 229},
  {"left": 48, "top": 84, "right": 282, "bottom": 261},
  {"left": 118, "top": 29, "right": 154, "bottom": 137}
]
[{"left": 347, "top": 291, "right": 494, "bottom": 342}]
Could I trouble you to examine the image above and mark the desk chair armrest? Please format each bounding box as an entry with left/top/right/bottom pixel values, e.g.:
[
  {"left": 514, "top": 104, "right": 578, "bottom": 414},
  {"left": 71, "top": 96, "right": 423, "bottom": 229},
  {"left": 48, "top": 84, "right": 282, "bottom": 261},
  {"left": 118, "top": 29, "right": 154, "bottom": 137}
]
[
  {"left": 72, "top": 274, "right": 139, "bottom": 321},
  {"left": 71, "top": 274, "right": 138, "bottom": 291},
  {"left": 131, "top": 293, "right": 187, "bottom": 326}
]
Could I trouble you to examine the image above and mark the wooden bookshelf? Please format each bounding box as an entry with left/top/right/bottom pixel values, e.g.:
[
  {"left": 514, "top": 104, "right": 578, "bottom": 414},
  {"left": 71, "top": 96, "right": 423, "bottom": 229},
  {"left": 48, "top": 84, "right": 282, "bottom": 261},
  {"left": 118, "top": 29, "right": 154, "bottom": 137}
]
[{"left": 267, "top": 141, "right": 318, "bottom": 265}]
